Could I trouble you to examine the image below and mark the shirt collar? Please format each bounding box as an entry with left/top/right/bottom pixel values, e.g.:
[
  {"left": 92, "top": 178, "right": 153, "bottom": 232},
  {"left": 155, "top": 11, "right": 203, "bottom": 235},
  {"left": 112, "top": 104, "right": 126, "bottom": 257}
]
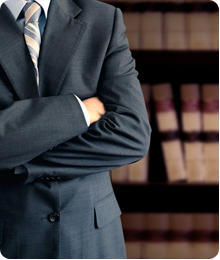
[{"left": 3, "top": 0, "right": 51, "bottom": 20}]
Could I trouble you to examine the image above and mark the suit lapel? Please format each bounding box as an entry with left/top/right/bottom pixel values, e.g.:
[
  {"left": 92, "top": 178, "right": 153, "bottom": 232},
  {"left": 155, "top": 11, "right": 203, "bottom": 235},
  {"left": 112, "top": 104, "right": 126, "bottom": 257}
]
[
  {"left": 38, "top": 0, "right": 87, "bottom": 96},
  {"left": 0, "top": 4, "right": 40, "bottom": 99}
]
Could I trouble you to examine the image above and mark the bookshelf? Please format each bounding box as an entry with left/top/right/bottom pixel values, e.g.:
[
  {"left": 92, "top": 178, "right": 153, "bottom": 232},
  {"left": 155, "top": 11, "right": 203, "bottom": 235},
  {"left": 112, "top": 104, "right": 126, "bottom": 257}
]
[
  {"left": 103, "top": 1, "right": 219, "bottom": 258},
  {"left": 112, "top": 50, "right": 218, "bottom": 213},
  {"left": 113, "top": 53, "right": 219, "bottom": 209},
  {"left": 109, "top": 9, "right": 219, "bottom": 213},
  {"left": 105, "top": 1, "right": 219, "bottom": 258}
]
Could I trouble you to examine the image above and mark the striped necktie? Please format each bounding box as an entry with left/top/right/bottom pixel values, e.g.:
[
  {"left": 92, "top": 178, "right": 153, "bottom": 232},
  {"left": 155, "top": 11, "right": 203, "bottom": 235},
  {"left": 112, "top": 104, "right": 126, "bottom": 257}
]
[{"left": 23, "top": 2, "right": 41, "bottom": 86}]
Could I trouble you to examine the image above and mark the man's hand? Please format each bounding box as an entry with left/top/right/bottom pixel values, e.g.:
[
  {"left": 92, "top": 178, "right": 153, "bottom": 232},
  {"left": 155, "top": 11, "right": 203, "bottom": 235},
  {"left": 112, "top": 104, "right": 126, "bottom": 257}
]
[{"left": 82, "top": 97, "right": 106, "bottom": 124}]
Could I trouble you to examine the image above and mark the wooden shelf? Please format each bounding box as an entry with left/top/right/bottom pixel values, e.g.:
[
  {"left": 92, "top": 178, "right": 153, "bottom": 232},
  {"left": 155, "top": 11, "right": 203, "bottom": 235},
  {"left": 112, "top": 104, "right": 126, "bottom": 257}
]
[
  {"left": 113, "top": 183, "right": 219, "bottom": 213},
  {"left": 131, "top": 51, "right": 219, "bottom": 83},
  {"left": 102, "top": 1, "right": 219, "bottom": 12},
  {"left": 132, "top": 51, "right": 218, "bottom": 67}
]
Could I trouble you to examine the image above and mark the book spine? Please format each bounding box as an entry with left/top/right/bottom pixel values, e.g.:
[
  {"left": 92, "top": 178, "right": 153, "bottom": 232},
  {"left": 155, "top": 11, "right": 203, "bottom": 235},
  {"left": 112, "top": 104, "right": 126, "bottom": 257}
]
[
  {"left": 111, "top": 165, "right": 129, "bottom": 183},
  {"left": 201, "top": 84, "right": 219, "bottom": 183},
  {"left": 152, "top": 83, "right": 186, "bottom": 182},
  {"left": 191, "top": 213, "right": 217, "bottom": 259},
  {"left": 164, "top": 12, "right": 187, "bottom": 50},
  {"left": 140, "top": 12, "right": 163, "bottom": 50},
  {"left": 212, "top": 213, "right": 219, "bottom": 257},
  {"left": 121, "top": 213, "right": 145, "bottom": 259},
  {"left": 186, "top": 12, "right": 212, "bottom": 50},
  {"left": 123, "top": 12, "right": 140, "bottom": 50},
  {"left": 167, "top": 213, "right": 193, "bottom": 258},
  {"left": 180, "top": 84, "right": 205, "bottom": 182},
  {"left": 142, "top": 213, "right": 170, "bottom": 259},
  {"left": 210, "top": 12, "right": 219, "bottom": 50}
]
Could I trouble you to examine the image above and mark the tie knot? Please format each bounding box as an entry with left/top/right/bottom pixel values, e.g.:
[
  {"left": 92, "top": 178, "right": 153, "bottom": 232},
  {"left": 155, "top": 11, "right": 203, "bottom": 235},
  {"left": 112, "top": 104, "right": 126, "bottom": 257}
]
[{"left": 23, "top": 2, "right": 41, "bottom": 24}]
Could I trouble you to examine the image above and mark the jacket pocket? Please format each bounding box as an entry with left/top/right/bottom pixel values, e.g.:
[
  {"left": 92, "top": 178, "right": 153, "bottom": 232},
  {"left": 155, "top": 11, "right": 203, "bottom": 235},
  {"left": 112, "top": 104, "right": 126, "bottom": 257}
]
[
  {"left": 0, "top": 220, "right": 4, "bottom": 246},
  {"left": 95, "top": 192, "right": 122, "bottom": 228}
]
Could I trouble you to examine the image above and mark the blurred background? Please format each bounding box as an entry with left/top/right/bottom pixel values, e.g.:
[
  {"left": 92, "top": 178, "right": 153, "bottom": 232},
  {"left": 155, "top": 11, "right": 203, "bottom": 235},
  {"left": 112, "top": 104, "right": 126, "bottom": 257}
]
[{"left": 99, "top": 0, "right": 219, "bottom": 258}]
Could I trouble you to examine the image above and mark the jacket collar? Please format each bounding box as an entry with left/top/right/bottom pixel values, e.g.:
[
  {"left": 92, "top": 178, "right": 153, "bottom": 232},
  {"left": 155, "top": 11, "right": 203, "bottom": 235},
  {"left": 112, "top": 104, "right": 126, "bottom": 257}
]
[
  {"left": 0, "top": 0, "right": 86, "bottom": 99},
  {"left": 39, "top": 0, "right": 86, "bottom": 96}
]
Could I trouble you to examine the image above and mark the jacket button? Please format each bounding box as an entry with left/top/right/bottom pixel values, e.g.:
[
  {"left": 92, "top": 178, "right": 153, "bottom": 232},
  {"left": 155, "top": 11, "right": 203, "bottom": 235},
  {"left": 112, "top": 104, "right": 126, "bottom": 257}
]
[{"left": 48, "top": 213, "right": 60, "bottom": 223}]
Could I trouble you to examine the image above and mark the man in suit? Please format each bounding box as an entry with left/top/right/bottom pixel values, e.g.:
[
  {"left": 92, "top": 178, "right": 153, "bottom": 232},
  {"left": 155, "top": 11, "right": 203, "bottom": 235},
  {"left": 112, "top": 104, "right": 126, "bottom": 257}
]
[{"left": 0, "top": 0, "right": 151, "bottom": 258}]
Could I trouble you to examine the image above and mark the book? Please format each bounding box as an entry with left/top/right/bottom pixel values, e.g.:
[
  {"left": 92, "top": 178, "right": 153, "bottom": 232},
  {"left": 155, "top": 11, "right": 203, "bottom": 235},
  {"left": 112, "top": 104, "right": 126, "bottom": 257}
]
[
  {"left": 128, "top": 84, "right": 150, "bottom": 183},
  {"left": 212, "top": 213, "right": 219, "bottom": 257},
  {"left": 128, "top": 156, "right": 148, "bottom": 183},
  {"left": 151, "top": 83, "right": 186, "bottom": 182},
  {"left": 111, "top": 165, "right": 128, "bottom": 183},
  {"left": 201, "top": 84, "right": 219, "bottom": 183},
  {"left": 186, "top": 12, "right": 212, "bottom": 50},
  {"left": 167, "top": 213, "right": 193, "bottom": 258},
  {"left": 140, "top": 11, "right": 163, "bottom": 50},
  {"left": 164, "top": 12, "right": 187, "bottom": 50},
  {"left": 180, "top": 84, "right": 205, "bottom": 182},
  {"left": 191, "top": 213, "right": 217, "bottom": 259},
  {"left": 142, "top": 213, "right": 170, "bottom": 259},
  {"left": 210, "top": 12, "right": 219, "bottom": 51},
  {"left": 121, "top": 213, "right": 145, "bottom": 259},
  {"left": 123, "top": 12, "right": 140, "bottom": 50}
]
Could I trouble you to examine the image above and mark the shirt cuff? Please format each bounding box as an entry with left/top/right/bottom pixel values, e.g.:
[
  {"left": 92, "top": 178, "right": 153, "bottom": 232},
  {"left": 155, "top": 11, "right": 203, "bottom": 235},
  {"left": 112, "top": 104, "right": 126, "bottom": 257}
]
[{"left": 74, "top": 95, "right": 90, "bottom": 127}]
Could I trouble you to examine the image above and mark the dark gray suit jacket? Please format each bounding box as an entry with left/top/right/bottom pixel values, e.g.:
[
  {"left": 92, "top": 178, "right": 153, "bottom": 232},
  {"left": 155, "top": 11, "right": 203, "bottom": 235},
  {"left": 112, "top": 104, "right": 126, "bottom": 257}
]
[{"left": 0, "top": 0, "right": 151, "bottom": 258}]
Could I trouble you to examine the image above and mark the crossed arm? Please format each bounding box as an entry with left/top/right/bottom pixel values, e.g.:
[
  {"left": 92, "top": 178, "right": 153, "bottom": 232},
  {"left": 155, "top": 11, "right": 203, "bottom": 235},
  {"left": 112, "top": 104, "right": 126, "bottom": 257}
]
[{"left": 0, "top": 8, "right": 151, "bottom": 183}]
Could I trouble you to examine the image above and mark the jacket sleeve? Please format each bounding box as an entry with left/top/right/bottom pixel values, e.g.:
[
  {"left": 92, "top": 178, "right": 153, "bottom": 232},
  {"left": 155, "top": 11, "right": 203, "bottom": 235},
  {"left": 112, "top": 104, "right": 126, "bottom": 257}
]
[
  {"left": 0, "top": 94, "right": 88, "bottom": 170},
  {"left": 22, "top": 8, "right": 152, "bottom": 183}
]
